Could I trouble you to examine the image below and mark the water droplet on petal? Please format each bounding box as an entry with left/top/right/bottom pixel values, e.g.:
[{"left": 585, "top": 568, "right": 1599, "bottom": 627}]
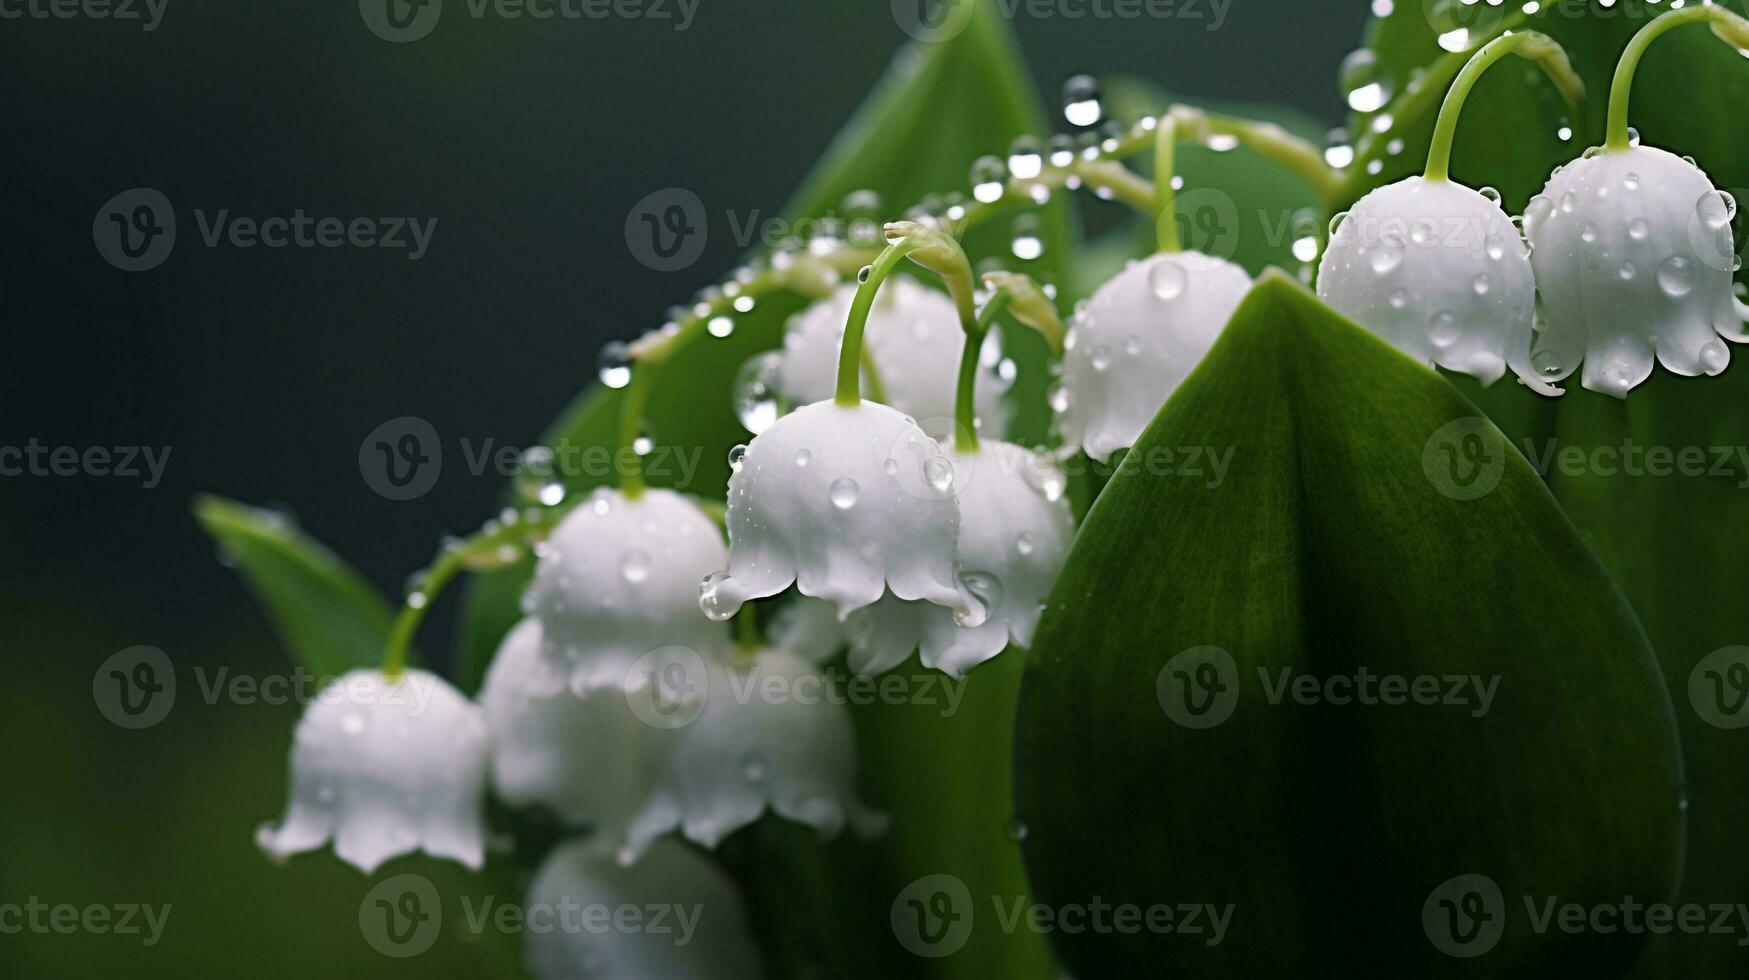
[
  {"left": 699, "top": 570, "right": 738, "bottom": 622},
  {"left": 794, "top": 449, "right": 811, "bottom": 467},
  {"left": 1149, "top": 261, "right": 1188, "bottom": 301},
  {"left": 829, "top": 478, "right": 860, "bottom": 510},
  {"left": 1472, "top": 274, "right": 1492, "bottom": 296},
  {"left": 924, "top": 455, "right": 955, "bottom": 495},
  {"left": 1629, "top": 219, "right": 1650, "bottom": 241},
  {"left": 1015, "top": 532, "right": 1035, "bottom": 556},
  {"left": 597, "top": 341, "right": 632, "bottom": 388},
  {"left": 1658, "top": 256, "right": 1697, "bottom": 297},
  {"left": 1090, "top": 345, "right": 1112, "bottom": 371},
  {"left": 1429, "top": 311, "right": 1460, "bottom": 347},
  {"left": 1533, "top": 350, "right": 1563, "bottom": 377}
]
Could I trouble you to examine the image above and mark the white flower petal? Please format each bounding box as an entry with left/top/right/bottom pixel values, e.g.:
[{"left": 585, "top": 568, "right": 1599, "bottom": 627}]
[
  {"left": 1526, "top": 145, "right": 1742, "bottom": 398},
  {"left": 255, "top": 669, "right": 488, "bottom": 873},
  {"left": 479, "top": 619, "right": 660, "bottom": 857},
  {"left": 777, "top": 279, "right": 1010, "bottom": 439},
  {"left": 524, "top": 837, "right": 763, "bottom": 980},
  {"left": 626, "top": 649, "right": 887, "bottom": 856},
  {"left": 1318, "top": 176, "right": 1540, "bottom": 391},
  {"left": 703, "top": 400, "right": 971, "bottom": 622},
  {"left": 528, "top": 488, "right": 730, "bottom": 696},
  {"left": 849, "top": 442, "right": 1075, "bottom": 678},
  {"left": 1058, "top": 251, "right": 1252, "bottom": 461}
]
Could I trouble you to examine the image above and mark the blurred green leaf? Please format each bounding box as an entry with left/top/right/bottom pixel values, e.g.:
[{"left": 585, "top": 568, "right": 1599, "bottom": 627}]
[
  {"left": 1348, "top": 7, "right": 1749, "bottom": 974},
  {"left": 193, "top": 494, "right": 396, "bottom": 677},
  {"left": 1015, "top": 273, "right": 1683, "bottom": 976}
]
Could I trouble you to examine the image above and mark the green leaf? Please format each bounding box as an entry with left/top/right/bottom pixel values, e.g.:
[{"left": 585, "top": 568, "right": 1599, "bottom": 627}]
[
  {"left": 1349, "top": 8, "right": 1749, "bottom": 974},
  {"left": 1014, "top": 273, "right": 1683, "bottom": 976},
  {"left": 194, "top": 494, "right": 396, "bottom": 678}
]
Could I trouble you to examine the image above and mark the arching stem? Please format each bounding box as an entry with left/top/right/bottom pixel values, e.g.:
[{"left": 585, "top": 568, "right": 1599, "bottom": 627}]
[
  {"left": 954, "top": 292, "right": 1010, "bottom": 455},
  {"left": 836, "top": 237, "right": 924, "bottom": 406},
  {"left": 1154, "top": 113, "right": 1181, "bottom": 253},
  {"left": 617, "top": 362, "right": 655, "bottom": 500},
  {"left": 1426, "top": 30, "right": 1582, "bottom": 182},
  {"left": 381, "top": 505, "right": 573, "bottom": 677},
  {"left": 1608, "top": 6, "right": 1749, "bottom": 152}
]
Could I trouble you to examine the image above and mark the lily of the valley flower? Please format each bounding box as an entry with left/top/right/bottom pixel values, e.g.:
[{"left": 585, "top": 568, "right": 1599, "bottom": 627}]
[
  {"left": 625, "top": 646, "right": 888, "bottom": 855},
  {"left": 479, "top": 619, "right": 658, "bottom": 858},
  {"left": 849, "top": 441, "right": 1074, "bottom": 677},
  {"left": 1320, "top": 177, "right": 1542, "bottom": 391},
  {"left": 526, "top": 487, "right": 730, "bottom": 697},
  {"left": 524, "top": 837, "right": 764, "bottom": 980},
  {"left": 256, "top": 669, "right": 489, "bottom": 873},
  {"left": 1058, "top": 251, "right": 1251, "bottom": 462},
  {"left": 1522, "top": 8, "right": 1749, "bottom": 397},
  {"left": 767, "top": 595, "right": 849, "bottom": 664},
  {"left": 701, "top": 400, "right": 974, "bottom": 623},
  {"left": 777, "top": 279, "right": 1011, "bottom": 439},
  {"left": 1527, "top": 146, "right": 1744, "bottom": 397}
]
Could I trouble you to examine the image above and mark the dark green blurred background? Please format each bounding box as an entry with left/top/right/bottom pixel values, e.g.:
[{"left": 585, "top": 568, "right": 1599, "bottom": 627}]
[{"left": 0, "top": 2, "right": 1365, "bottom": 974}]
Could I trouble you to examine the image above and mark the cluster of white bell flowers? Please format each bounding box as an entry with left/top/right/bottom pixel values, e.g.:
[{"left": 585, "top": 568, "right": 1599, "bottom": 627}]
[{"left": 1320, "top": 22, "right": 1749, "bottom": 399}]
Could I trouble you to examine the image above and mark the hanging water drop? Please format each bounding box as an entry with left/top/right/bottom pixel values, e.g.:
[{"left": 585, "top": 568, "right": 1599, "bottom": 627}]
[
  {"left": 1149, "top": 261, "right": 1188, "bottom": 301},
  {"left": 732, "top": 351, "right": 785, "bottom": 435},
  {"left": 1062, "top": 74, "right": 1103, "bottom": 128},
  {"left": 829, "top": 478, "right": 860, "bottom": 510},
  {"left": 597, "top": 341, "right": 632, "bottom": 389},
  {"left": 621, "top": 550, "right": 651, "bottom": 585},
  {"left": 971, "top": 155, "right": 1008, "bottom": 204}
]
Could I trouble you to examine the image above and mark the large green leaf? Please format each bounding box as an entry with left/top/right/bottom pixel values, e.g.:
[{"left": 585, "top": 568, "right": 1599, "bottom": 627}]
[
  {"left": 1348, "top": 6, "right": 1749, "bottom": 974},
  {"left": 1014, "top": 273, "right": 1683, "bottom": 977},
  {"left": 193, "top": 494, "right": 397, "bottom": 677}
]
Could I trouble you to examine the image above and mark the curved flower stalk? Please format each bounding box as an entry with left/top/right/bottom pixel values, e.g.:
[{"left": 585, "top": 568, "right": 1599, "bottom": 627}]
[
  {"left": 1523, "top": 7, "right": 1749, "bottom": 397},
  {"left": 1057, "top": 108, "right": 1254, "bottom": 462},
  {"left": 256, "top": 669, "right": 489, "bottom": 873},
  {"left": 624, "top": 646, "right": 888, "bottom": 855},
  {"left": 700, "top": 225, "right": 980, "bottom": 626},
  {"left": 478, "top": 619, "right": 658, "bottom": 856},
  {"left": 850, "top": 439, "right": 1074, "bottom": 677},
  {"left": 524, "top": 487, "right": 731, "bottom": 697},
  {"left": 1319, "top": 31, "right": 1582, "bottom": 394},
  {"left": 776, "top": 278, "right": 1011, "bottom": 440},
  {"left": 524, "top": 837, "right": 764, "bottom": 980}
]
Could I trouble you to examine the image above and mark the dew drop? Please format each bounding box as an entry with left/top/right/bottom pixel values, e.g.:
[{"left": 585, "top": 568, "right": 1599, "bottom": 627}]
[
  {"left": 1629, "top": 218, "right": 1650, "bottom": 242},
  {"left": 699, "top": 570, "right": 739, "bottom": 622},
  {"left": 856, "top": 265, "right": 873, "bottom": 284},
  {"left": 1580, "top": 223, "right": 1598, "bottom": 244},
  {"left": 1005, "top": 817, "right": 1031, "bottom": 843},
  {"left": 1369, "top": 236, "right": 1405, "bottom": 275},
  {"left": 1090, "top": 345, "right": 1113, "bottom": 372},
  {"left": 1388, "top": 288, "right": 1409, "bottom": 310},
  {"left": 1472, "top": 274, "right": 1491, "bottom": 296},
  {"left": 924, "top": 455, "right": 956, "bottom": 495},
  {"left": 597, "top": 341, "right": 632, "bottom": 389},
  {"left": 1062, "top": 74, "right": 1103, "bottom": 128},
  {"left": 621, "top": 550, "right": 651, "bottom": 585},
  {"left": 1485, "top": 235, "right": 1507, "bottom": 261},
  {"left": 732, "top": 351, "right": 785, "bottom": 435},
  {"left": 1015, "top": 532, "right": 1035, "bottom": 556},
  {"left": 1624, "top": 172, "right": 1640, "bottom": 191},
  {"left": 1658, "top": 255, "right": 1697, "bottom": 297},
  {"left": 883, "top": 458, "right": 898, "bottom": 477},
  {"left": 829, "top": 478, "right": 860, "bottom": 510},
  {"left": 1619, "top": 262, "right": 1638, "bottom": 281},
  {"left": 707, "top": 315, "right": 735, "bottom": 338},
  {"left": 1149, "top": 261, "right": 1188, "bottom": 301},
  {"left": 1429, "top": 311, "right": 1460, "bottom": 348},
  {"left": 1006, "top": 135, "right": 1044, "bottom": 181},
  {"left": 1533, "top": 350, "right": 1563, "bottom": 377},
  {"left": 794, "top": 449, "right": 811, "bottom": 467},
  {"left": 971, "top": 155, "right": 1008, "bottom": 204}
]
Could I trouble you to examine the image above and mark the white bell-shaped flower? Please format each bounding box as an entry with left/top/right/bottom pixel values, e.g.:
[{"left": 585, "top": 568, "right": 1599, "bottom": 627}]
[
  {"left": 1058, "top": 252, "right": 1252, "bottom": 461},
  {"left": 256, "top": 669, "right": 488, "bottom": 873},
  {"left": 526, "top": 488, "right": 730, "bottom": 697},
  {"left": 778, "top": 279, "right": 1010, "bottom": 439},
  {"left": 1525, "top": 144, "right": 1746, "bottom": 397},
  {"left": 1319, "top": 177, "right": 1547, "bottom": 393},
  {"left": 524, "top": 837, "right": 763, "bottom": 980},
  {"left": 625, "top": 647, "right": 887, "bottom": 856},
  {"left": 701, "top": 399, "right": 974, "bottom": 623},
  {"left": 849, "top": 441, "right": 1074, "bottom": 677},
  {"left": 479, "top": 619, "right": 658, "bottom": 856}
]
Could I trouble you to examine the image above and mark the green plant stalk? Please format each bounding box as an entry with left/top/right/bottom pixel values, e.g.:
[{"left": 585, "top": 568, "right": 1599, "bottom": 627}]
[
  {"left": 955, "top": 291, "right": 1012, "bottom": 454},
  {"left": 1154, "top": 113, "right": 1181, "bottom": 253},
  {"left": 836, "top": 239, "right": 924, "bottom": 405},
  {"left": 381, "top": 506, "right": 572, "bottom": 677},
  {"left": 1425, "top": 31, "right": 1582, "bottom": 183},
  {"left": 1607, "top": 5, "right": 1749, "bottom": 151}
]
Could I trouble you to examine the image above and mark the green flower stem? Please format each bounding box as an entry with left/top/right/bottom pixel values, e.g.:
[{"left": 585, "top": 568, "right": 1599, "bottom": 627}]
[
  {"left": 955, "top": 291, "right": 1012, "bottom": 454},
  {"left": 1426, "top": 31, "right": 1582, "bottom": 183},
  {"left": 382, "top": 505, "right": 573, "bottom": 677},
  {"left": 1154, "top": 113, "right": 1181, "bottom": 253},
  {"left": 735, "top": 602, "right": 760, "bottom": 653},
  {"left": 1608, "top": 5, "right": 1749, "bottom": 152},
  {"left": 1195, "top": 112, "right": 1343, "bottom": 203},
  {"left": 837, "top": 238, "right": 924, "bottom": 406},
  {"left": 617, "top": 363, "right": 656, "bottom": 500}
]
